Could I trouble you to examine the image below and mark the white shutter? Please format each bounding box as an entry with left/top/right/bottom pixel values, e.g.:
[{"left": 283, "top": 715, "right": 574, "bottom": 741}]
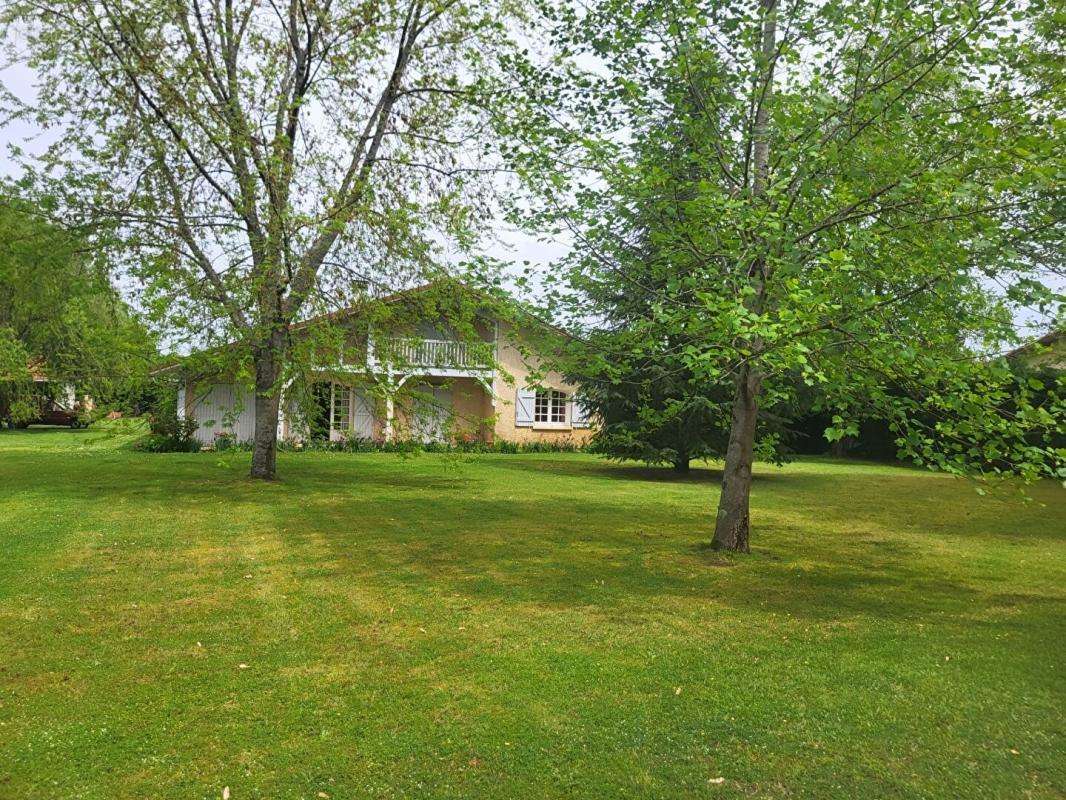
[
  {"left": 176, "top": 387, "right": 186, "bottom": 421},
  {"left": 572, "top": 396, "right": 590, "bottom": 428},
  {"left": 352, "top": 390, "right": 374, "bottom": 438},
  {"left": 515, "top": 387, "right": 535, "bottom": 427}
]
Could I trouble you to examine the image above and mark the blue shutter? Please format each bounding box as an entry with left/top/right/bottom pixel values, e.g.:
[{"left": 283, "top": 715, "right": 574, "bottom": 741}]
[{"left": 571, "top": 396, "right": 590, "bottom": 428}]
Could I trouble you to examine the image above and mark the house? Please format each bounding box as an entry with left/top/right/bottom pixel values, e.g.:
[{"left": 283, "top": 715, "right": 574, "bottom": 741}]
[
  {"left": 1006, "top": 328, "right": 1065, "bottom": 372},
  {"left": 174, "top": 284, "right": 594, "bottom": 447}
]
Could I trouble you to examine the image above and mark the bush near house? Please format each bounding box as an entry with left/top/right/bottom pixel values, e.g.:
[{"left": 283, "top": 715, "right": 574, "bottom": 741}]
[
  {"left": 308, "top": 434, "right": 588, "bottom": 454},
  {"left": 133, "top": 411, "right": 201, "bottom": 453},
  {"left": 208, "top": 434, "right": 590, "bottom": 455}
]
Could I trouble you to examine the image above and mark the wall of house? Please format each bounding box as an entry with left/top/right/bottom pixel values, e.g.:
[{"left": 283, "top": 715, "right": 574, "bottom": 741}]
[
  {"left": 184, "top": 379, "right": 256, "bottom": 446},
  {"left": 279, "top": 392, "right": 305, "bottom": 441},
  {"left": 447, "top": 377, "right": 493, "bottom": 441},
  {"left": 387, "top": 377, "right": 491, "bottom": 442},
  {"left": 180, "top": 314, "right": 593, "bottom": 448},
  {"left": 491, "top": 321, "right": 594, "bottom": 445}
]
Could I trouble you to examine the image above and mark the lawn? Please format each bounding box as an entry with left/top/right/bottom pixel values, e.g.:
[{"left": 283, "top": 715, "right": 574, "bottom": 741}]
[{"left": 0, "top": 425, "right": 1063, "bottom": 799}]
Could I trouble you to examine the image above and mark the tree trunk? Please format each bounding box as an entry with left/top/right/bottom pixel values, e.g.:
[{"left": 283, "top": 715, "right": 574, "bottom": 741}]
[
  {"left": 712, "top": 366, "right": 761, "bottom": 552},
  {"left": 829, "top": 436, "right": 853, "bottom": 458},
  {"left": 673, "top": 456, "right": 691, "bottom": 474},
  {"left": 710, "top": 0, "right": 777, "bottom": 552},
  {"left": 249, "top": 330, "right": 286, "bottom": 480}
]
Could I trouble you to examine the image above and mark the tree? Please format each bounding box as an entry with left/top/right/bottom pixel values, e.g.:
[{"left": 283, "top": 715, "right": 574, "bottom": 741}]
[
  {"left": 2, "top": 0, "right": 522, "bottom": 478},
  {"left": 554, "top": 129, "right": 738, "bottom": 474},
  {"left": 578, "top": 359, "right": 732, "bottom": 474},
  {"left": 556, "top": 51, "right": 797, "bottom": 475},
  {"left": 508, "top": 0, "right": 1064, "bottom": 550},
  {"left": 0, "top": 198, "right": 156, "bottom": 422}
]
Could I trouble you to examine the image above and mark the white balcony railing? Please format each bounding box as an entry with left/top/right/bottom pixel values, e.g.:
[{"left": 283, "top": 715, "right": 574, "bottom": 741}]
[{"left": 375, "top": 337, "right": 493, "bottom": 370}]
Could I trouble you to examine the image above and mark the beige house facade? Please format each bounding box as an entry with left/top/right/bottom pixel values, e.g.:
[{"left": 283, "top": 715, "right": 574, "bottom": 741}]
[{"left": 177, "top": 293, "right": 594, "bottom": 448}]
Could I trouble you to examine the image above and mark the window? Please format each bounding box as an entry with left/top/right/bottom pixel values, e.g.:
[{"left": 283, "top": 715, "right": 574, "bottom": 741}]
[
  {"left": 331, "top": 384, "right": 351, "bottom": 431},
  {"left": 534, "top": 389, "right": 567, "bottom": 424}
]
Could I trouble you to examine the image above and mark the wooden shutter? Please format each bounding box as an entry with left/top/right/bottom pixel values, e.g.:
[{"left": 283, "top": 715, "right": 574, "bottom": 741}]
[
  {"left": 515, "top": 387, "right": 535, "bottom": 427},
  {"left": 352, "top": 390, "right": 374, "bottom": 438},
  {"left": 572, "top": 396, "right": 590, "bottom": 428}
]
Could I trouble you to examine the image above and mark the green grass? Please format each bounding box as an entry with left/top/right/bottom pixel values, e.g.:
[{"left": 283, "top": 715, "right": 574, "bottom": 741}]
[{"left": 0, "top": 425, "right": 1063, "bottom": 799}]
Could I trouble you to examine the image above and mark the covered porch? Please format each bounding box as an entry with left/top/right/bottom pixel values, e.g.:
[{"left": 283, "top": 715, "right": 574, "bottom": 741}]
[{"left": 294, "top": 374, "right": 495, "bottom": 444}]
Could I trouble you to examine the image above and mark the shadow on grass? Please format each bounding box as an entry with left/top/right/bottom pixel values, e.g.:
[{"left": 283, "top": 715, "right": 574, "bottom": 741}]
[
  {"left": 4, "top": 449, "right": 1061, "bottom": 628},
  {"left": 488, "top": 457, "right": 734, "bottom": 484},
  {"left": 0, "top": 422, "right": 149, "bottom": 452},
  {"left": 270, "top": 488, "right": 997, "bottom": 625}
]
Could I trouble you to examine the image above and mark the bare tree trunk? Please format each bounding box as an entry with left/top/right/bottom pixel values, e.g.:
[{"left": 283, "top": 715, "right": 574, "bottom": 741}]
[
  {"left": 713, "top": 366, "right": 761, "bottom": 551},
  {"left": 673, "top": 455, "right": 691, "bottom": 474},
  {"left": 249, "top": 330, "right": 286, "bottom": 480}
]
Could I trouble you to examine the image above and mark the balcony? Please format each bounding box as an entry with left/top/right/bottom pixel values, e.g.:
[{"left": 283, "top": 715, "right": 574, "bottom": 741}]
[{"left": 369, "top": 337, "right": 494, "bottom": 373}]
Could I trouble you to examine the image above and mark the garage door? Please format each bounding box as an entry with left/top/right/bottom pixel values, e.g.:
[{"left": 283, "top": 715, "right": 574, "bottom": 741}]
[{"left": 190, "top": 384, "right": 255, "bottom": 445}]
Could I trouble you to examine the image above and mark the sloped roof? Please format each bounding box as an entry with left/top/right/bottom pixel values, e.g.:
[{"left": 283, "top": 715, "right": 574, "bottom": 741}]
[
  {"left": 152, "top": 279, "right": 567, "bottom": 376},
  {"left": 1006, "top": 329, "right": 1064, "bottom": 369}
]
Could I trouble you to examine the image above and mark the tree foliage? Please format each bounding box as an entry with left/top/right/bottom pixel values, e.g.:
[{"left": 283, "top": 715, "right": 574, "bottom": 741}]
[
  {"left": 2, "top": 0, "right": 525, "bottom": 476},
  {"left": 557, "top": 57, "right": 800, "bottom": 473},
  {"left": 0, "top": 198, "right": 156, "bottom": 422},
  {"left": 506, "top": 0, "right": 1065, "bottom": 549}
]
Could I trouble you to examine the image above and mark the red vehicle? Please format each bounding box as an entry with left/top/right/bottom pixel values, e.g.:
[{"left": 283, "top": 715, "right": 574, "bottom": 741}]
[
  {"left": 33, "top": 402, "right": 86, "bottom": 427},
  {"left": 2, "top": 367, "right": 92, "bottom": 428}
]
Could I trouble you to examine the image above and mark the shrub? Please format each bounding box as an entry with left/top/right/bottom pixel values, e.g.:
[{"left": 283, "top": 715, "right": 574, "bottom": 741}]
[
  {"left": 213, "top": 431, "right": 238, "bottom": 451},
  {"left": 277, "top": 435, "right": 587, "bottom": 455},
  {"left": 132, "top": 431, "right": 200, "bottom": 452},
  {"left": 134, "top": 410, "right": 200, "bottom": 452}
]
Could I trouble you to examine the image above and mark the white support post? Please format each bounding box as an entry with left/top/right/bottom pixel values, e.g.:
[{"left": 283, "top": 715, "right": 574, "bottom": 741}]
[
  {"left": 329, "top": 382, "right": 336, "bottom": 439},
  {"left": 384, "top": 393, "right": 395, "bottom": 442},
  {"left": 276, "top": 377, "right": 294, "bottom": 440},
  {"left": 382, "top": 368, "right": 396, "bottom": 442}
]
